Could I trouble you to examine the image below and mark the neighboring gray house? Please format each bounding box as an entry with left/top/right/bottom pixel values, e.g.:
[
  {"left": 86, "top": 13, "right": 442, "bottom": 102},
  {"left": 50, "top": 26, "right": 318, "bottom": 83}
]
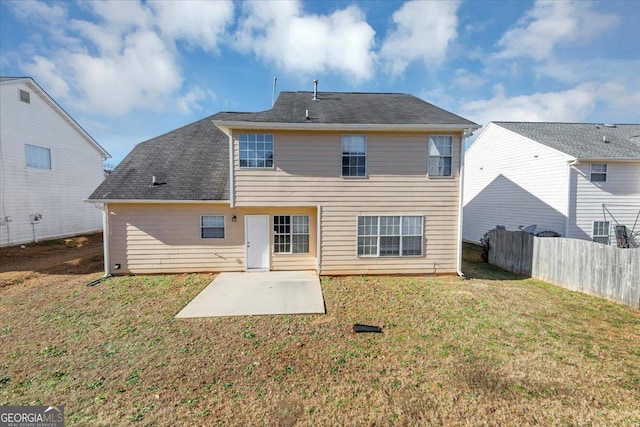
[
  {"left": 0, "top": 76, "right": 110, "bottom": 246},
  {"left": 463, "top": 122, "right": 640, "bottom": 246},
  {"left": 88, "top": 90, "right": 479, "bottom": 275}
]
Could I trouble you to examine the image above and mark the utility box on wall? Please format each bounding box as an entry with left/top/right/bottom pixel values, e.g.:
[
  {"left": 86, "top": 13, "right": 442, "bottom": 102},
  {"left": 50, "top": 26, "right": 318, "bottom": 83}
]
[{"left": 30, "top": 213, "right": 43, "bottom": 224}]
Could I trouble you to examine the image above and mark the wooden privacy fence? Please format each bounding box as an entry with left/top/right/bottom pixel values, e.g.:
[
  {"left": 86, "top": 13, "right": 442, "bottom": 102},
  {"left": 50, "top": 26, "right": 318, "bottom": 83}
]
[{"left": 488, "top": 230, "right": 640, "bottom": 309}]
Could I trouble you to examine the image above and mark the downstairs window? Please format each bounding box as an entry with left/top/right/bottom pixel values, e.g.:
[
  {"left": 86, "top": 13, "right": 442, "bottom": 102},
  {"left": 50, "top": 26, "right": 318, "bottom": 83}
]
[
  {"left": 201, "top": 215, "right": 225, "bottom": 239},
  {"left": 274, "top": 215, "right": 310, "bottom": 253},
  {"left": 357, "top": 216, "right": 423, "bottom": 257},
  {"left": 592, "top": 221, "right": 610, "bottom": 244}
]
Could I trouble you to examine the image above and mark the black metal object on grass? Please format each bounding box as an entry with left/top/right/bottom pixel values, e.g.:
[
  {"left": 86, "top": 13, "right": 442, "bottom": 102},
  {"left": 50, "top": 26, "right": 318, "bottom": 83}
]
[{"left": 353, "top": 324, "right": 383, "bottom": 333}]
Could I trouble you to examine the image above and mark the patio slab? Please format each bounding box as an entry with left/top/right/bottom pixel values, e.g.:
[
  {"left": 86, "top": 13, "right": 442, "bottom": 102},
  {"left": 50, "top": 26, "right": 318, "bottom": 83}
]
[{"left": 175, "top": 271, "right": 325, "bottom": 318}]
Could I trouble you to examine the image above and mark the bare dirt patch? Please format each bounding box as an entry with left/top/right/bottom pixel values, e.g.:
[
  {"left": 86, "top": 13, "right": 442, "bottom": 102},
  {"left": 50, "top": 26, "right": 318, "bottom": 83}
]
[{"left": 0, "top": 233, "right": 103, "bottom": 290}]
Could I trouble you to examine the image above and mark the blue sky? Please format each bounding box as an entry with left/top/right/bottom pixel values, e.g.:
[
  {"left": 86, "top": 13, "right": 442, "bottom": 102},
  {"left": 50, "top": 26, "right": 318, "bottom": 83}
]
[{"left": 1, "top": 0, "right": 639, "bottom": 164}]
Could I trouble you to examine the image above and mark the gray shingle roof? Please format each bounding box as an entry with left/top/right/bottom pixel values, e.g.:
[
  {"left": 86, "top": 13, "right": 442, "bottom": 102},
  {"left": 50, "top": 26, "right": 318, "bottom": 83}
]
[
  {"left": 213, "top": 91, "right": 477, "bottom": 126},
  {"left": 495, "top": 122, "right": 640, "bottom": 159},
  {"left": 88, "top": 115, "right": 229, "bottom": 200}
]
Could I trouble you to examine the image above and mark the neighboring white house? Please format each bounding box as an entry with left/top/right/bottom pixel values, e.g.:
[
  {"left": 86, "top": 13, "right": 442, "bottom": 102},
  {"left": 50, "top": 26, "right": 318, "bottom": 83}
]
[
  {"left": 463, "top": 122, "right": 640, "bottom": 247},
  {"left": 0, "top": 77, "right": 110, "bottom": 247}
]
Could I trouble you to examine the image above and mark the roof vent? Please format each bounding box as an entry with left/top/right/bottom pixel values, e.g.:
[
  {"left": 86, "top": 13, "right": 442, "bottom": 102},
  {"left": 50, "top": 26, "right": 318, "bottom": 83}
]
[
  {"left": 603, "top": 136, "right": 609, "bottom": 143},
  {"left": 604, "top": 124, "right": 617, "bottom": 128},
  {"left": 151, "top": 175, "right": 166, "bottom": 186},
  {"left": 312, "top": 79, "right": 318, "bottom": 101},
  {"left": 305, "top": 109, "right": 310, "bottom": 120}
]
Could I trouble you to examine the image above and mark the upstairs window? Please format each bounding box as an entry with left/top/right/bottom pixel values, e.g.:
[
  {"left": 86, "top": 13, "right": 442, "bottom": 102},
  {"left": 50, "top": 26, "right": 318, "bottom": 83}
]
[
  {"left": 274, "top": 215, "right": 310, "bottom": 253},
  {"left": 19, "top": 89, "right": 30, "bottom": 104},
  {"left": 25, "top": 144, "right": 51, "bottom": 169},
  {"left": 342, "top": 135, "right": 366, "bottom": 177},
  {"left": 590, "top": 164, "right": 607, "bottom": 182},
  {"left": 428, "top": 135, "right": 453, "bottom": 177},
  {"left": 201, "top": 215, "right": 225, "bottom": 239},
  {"left": 239, "top": 134, "right": 273, "bottom": 168},
  {"left": 592, "top": 221, "right": 610, "bottom": 244}
]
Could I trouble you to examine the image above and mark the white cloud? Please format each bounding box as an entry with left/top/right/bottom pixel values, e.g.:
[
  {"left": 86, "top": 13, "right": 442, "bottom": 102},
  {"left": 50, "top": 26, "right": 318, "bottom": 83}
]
[
  {"left": 22, "top": 56, "right": 69, "bottom": 98},
  {"left": 380, "top": 0, "right": 460, "bottom": 76},
  {"left": 14, "top": 0, "right": 234, "bottom": 116},
  {"left": 536, "top": 58, "right": 640, "bottom": 85},
  {"left": 68, "top": 30, "right": 183, "bottom": 115},
  {"left": 235, "top": 1, "right": 376, "bottom": 82},
  {"left": 150, "top": 0, "right": 234, "bottom": 51},
  {"left": 496, "top": 1, "right": 617, "bottom": 61},
  {"left": 69, "top": 19, "right": 123, "bottom": 54},
  {"left": 11, "top": 0, "right": 66, "bottom": 23},
  {"left": 451, "top": 69, "right": 485, "bottom": 89},
  {"left": 86, "top": 0, "right": 151, "bottom": 31},
  {"left": 461, "top": 84, "right": 598, "bottom": 126},
  {"left": 176, "top": 86, "right": 215, "bottom": 114}
]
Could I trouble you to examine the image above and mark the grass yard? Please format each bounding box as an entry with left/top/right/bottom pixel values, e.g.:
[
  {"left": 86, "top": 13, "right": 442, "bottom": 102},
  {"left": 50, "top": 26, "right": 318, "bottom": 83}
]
[{"left": 1, "top": 237, "right": 639, "bottom": 426}]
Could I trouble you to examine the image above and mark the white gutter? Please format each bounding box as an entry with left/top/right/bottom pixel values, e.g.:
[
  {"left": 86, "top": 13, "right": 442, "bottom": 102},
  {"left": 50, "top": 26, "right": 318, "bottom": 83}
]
[
  {"left": 228, "top": 132, "right": 235, "bottom": 208},
  {"left": 94, "top": 202, "right": 110, "bottom": 278},
  {"left": 457, "top": 128, "right": 474, "bottom": 277},
  {"left": 85, "top": 199, "right": 230, "bottom": 204},
  {"left": 316, "top": 205, "right": 322, "bottom": 274},
  {"left": 564, "top": 159, "right": 579, "bottom": 237},
  {"left": 574, "top": 157, "right": 639, "bottom": 163},
  {"left": 214, "top": 121, "right": 480, "bottom": 134}
]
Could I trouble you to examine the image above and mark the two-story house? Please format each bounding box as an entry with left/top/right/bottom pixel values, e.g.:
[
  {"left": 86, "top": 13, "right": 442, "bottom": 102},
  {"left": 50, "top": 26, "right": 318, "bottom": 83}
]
[
  {"left": 463, "top": 122, "right": 640, "bottom": 246},
  {"left": 88, "top": 90, "right": 478, "bottom": 275},
  {"left": 0, "top": 77, "right": 110, "bottom": 247}
]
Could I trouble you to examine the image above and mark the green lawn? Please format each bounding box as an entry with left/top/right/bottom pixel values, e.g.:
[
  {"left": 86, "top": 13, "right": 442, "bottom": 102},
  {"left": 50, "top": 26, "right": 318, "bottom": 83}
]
[{"left": 1, "top": 244, "right": 639, "bottom": 426}]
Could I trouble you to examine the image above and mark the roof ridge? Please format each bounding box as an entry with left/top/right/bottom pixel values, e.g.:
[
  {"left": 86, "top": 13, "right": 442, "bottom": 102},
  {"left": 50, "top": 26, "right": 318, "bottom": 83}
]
[
  {"left": 282, "top": 90, "right": 411, "bottom": 95},
  {"left": 495, "top": 121, "right": 640, "bottom": 126}
]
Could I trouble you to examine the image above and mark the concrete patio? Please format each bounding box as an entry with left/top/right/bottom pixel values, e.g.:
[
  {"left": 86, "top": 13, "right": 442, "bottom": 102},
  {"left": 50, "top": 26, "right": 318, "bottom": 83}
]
[{"left": 175, "top": 271, "right": 325, "bottom": 318}]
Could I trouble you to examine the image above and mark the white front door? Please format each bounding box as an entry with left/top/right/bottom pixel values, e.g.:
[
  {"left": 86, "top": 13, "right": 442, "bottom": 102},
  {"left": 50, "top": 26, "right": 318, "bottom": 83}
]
[{"left": 246, "top": 215, "right": 270, "bottom": 270}]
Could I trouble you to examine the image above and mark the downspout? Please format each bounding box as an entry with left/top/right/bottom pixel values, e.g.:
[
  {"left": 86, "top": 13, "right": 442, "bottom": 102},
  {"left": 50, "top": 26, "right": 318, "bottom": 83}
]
[
  {"left": 88, "top": 202, "right": 110, "bottom": 286},
  {"left": 316, "top": 205, "right": 322, "bottom": 274},
  {"left": 228, "top": 133, "right": 235, "bottom": 208},
  {"left": 565, "top": 159, "right": 579, "bottom": 238},
  {"left": 456, "top": 128, "right": 472, "bottom": 277}
]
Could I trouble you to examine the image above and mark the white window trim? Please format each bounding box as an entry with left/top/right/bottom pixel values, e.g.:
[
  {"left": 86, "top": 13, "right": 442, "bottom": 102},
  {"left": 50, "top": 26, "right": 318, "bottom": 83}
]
[
  {"left": 592, "top": 221, "right": 610, "bottom": 244},
  {"left": 200, "top": 215, "right": 225, "bottom": 239},
  {"left": 238, "top": 133, "right": 275, "bottom": 170},
  {"left": 427, "top": 135, "right": 454, "bottom": 179},
  {"left": 341, "top": 134, "right": 367, "bottom": 178},
  {"left": 273, "top": 215, "right": 310, "bottom": 254},
  {"left": 589, "top": 163, "right": 607, "bottom": 182},
  {"left": 356, "top": 215, "right": 424, "bottom": 258},
  {"left": 25, "top": 144, "right": 51, "bottom": 169}
]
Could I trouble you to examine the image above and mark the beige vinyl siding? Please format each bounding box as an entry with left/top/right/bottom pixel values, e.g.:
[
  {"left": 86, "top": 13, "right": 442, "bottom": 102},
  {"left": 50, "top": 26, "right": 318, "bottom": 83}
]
[
  {"left": 108, "top": 203, "right": 316, "bottom": 274},
  {"left": 321, "top": 206, "right": 458, "bottom": 274},
  {"left": 233, "top": 130, "right": 463, "bottom": 274}
]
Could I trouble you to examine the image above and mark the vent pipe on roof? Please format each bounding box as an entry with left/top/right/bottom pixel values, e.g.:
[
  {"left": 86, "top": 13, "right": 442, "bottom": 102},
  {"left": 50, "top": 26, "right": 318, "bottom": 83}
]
[
  {"left": 272, "top": 76, "right": 277, "bottom": 107},
  {"left": 312, "top": 79, "right": 318, "bottom": 101},
  {"left": 603, "top": 135, "right": 609, "bottom": 143},
  {"left": 305, "top": 109, "right": 309, "bottom": 120}
]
